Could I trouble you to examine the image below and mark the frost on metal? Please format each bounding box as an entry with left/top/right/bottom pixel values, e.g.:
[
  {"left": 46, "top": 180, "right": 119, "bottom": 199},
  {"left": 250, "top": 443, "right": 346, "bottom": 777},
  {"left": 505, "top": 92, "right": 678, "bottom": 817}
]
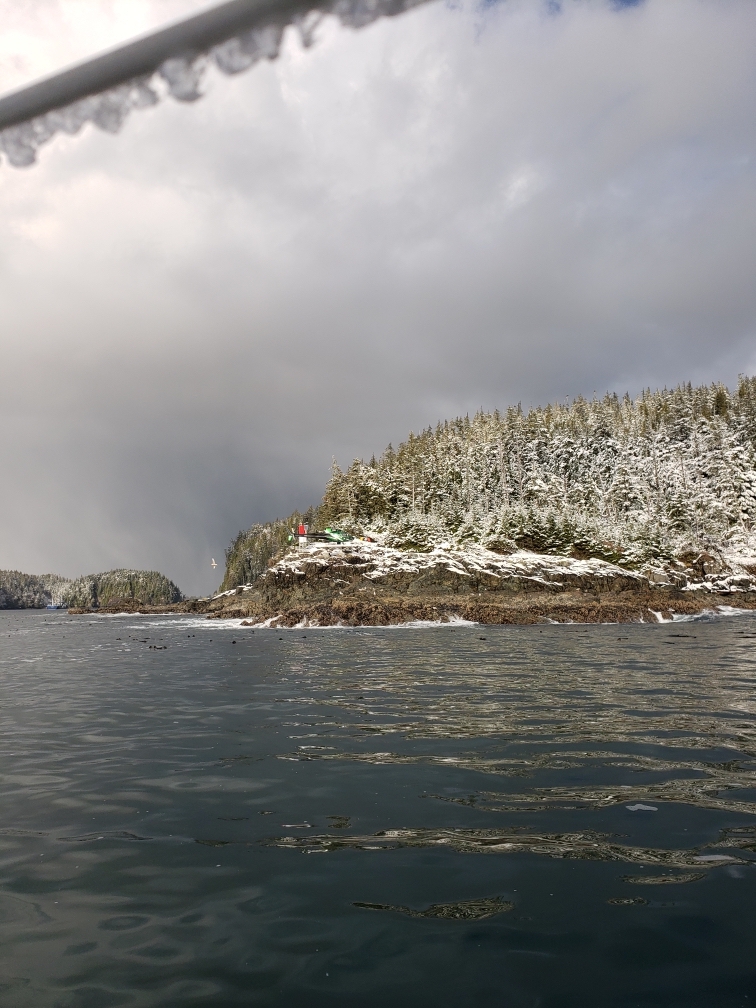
[
  {"left": 0, "top": 76, "right": 161, "bottom": 166},
  {"left": 0, "top": 0, "right": 426, "bottom": 167}
]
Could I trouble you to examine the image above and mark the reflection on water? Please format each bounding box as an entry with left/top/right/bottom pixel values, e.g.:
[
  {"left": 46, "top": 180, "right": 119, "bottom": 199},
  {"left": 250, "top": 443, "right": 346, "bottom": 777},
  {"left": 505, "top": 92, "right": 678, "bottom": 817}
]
[
  {"left": 353, "top": 896, "right": 514, "bottom": 919},
  {"left": 1, "top": 610, "right": 756, "bottom": 1006},
  {"left": 284, "top": 753, "right": 756, "bottom": 815},
  {"left": 621, "top": 873, "right": 705, "bottom": 885},
  {"left": 266, "top": 825, "right": 751, "bottom": 872}
]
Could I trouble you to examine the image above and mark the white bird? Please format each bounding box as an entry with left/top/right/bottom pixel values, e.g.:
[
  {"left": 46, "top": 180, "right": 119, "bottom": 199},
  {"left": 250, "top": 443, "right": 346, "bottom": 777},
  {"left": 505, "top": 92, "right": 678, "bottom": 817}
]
[{"left": 210, "top": 558, "right": 218, "bottom": 569}]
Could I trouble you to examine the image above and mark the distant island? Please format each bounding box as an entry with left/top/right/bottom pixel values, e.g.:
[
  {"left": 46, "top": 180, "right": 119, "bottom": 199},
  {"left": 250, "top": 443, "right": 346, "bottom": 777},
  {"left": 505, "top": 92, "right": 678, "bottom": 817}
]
[
  {"left": 12, "top": 378, "right": 756, "bottom": 625},
  {"left": 0, "top": 569, "right": 182, "bottom": 611}
]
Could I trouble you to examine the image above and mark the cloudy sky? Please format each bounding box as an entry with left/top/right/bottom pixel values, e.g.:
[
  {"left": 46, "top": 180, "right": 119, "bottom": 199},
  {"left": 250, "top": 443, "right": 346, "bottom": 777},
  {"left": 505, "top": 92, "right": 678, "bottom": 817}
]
[{"left": 1, "top": 0, "right": 754, "bottom": 596}]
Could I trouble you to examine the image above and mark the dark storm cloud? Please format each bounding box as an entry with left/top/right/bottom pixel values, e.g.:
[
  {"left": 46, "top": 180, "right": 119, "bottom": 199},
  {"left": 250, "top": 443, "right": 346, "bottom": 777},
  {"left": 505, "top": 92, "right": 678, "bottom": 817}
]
[{"left": 1, "top": 0, "right": 755, "bottom": 595}]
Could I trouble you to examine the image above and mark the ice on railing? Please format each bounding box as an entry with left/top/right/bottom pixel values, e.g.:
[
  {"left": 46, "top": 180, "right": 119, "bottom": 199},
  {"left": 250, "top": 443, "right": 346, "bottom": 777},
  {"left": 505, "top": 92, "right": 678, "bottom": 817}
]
[
  {"left": 0, "top": 0, "right": 428, "bottom": 167},
  {"left": 0, "top": 77, "right": 159, "bottom": 167}
]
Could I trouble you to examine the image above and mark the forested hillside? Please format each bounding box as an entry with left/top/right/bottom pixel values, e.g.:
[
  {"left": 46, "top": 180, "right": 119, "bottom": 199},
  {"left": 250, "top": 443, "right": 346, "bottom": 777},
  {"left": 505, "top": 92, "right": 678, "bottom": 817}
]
[
  {"left": 0, "top": 569, "right": 183, "bottom": 609},
  {"left": 0, "top": 571, "right": 54, "bottom": 609},
  {"left": 221, "top": 511, "right": 315, "bottom": 591},
  {"left": 63, "top": 570, "right": 183, "bottom": 608},
  {"left": 223, "top": 377, "right": 756, "bottom": 586}
]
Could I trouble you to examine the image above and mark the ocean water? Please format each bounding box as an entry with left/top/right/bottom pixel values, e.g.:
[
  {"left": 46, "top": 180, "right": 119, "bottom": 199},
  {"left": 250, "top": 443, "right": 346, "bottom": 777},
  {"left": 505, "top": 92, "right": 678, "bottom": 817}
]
[{"left": 1, "top": 610, "right": 756, "bottom": 1007}]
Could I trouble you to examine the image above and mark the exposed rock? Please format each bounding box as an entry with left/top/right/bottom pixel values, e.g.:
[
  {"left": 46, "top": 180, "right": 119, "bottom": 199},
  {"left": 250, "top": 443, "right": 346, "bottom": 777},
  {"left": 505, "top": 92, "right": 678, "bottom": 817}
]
[
  {"left": 68, "top": 598, "right": 204, "bottom": 615},
  {"left": 257, "top": 542, "right": 649, "bottom": 604},
  {"left": 202, "top": 542, "right": 756, "bottom": 626}
]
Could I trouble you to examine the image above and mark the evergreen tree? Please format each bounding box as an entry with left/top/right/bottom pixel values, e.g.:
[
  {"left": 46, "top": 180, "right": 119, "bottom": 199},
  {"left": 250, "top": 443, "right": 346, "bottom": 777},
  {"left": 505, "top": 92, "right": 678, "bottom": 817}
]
[{"left": 222, "top": 378, "right": 756, "bottom": 586}]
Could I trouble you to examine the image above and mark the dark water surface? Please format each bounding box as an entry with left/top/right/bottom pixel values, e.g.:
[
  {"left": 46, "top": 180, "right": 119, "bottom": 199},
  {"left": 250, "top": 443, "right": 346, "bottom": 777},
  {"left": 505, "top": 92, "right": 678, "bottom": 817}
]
[{"left": 2, "top": 610, "right": 756, "bottom": 1007}]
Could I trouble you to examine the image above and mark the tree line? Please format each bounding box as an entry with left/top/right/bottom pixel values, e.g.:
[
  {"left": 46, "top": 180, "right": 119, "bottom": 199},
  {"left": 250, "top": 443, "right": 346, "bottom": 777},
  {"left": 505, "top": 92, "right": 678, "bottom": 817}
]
[{"left": 221, "top": 377, "right": 756, "bottom": 587}]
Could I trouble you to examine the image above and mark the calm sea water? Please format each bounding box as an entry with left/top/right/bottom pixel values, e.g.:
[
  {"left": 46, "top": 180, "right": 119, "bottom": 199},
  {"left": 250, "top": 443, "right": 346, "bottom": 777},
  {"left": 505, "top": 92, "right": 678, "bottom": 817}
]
[{"left": 1, "top": 609, "right": 756, "bottom": 1007}]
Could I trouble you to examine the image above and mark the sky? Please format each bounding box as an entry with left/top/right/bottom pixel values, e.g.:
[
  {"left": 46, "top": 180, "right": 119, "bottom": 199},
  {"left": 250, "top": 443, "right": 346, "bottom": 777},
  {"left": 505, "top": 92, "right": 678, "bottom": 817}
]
[{"left": 1, "top": 0, "right": 755, "bottom": 596}]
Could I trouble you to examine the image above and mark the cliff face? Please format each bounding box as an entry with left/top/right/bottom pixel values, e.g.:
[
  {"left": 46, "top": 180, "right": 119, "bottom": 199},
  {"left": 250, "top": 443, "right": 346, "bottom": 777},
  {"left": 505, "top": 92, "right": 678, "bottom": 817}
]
[{"left": 205, "top": 541, "right": 756, "bottom": 626}]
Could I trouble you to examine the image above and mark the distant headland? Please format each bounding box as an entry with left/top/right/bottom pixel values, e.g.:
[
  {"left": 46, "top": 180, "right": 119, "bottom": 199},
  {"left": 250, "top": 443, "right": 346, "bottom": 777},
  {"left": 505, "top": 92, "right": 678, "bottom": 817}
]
[{"left": 0, "top": 569, "right": 182, "bottom": 612}]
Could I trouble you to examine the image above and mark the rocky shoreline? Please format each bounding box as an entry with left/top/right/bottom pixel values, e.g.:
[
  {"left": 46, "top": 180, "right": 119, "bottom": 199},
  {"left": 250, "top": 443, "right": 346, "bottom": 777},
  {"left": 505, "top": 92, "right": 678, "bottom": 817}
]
[
  {"left": 244, "top": 592, "right": 756, "bottom": 627},
  {"left": 66, "top": 599, "right": 207, "bottom": 616},
  {"left": 68, "top": 541, "right": 756, "bottom": 626},
  {"left": 68, "top": 592, "right": 756, "bottom": 625}
]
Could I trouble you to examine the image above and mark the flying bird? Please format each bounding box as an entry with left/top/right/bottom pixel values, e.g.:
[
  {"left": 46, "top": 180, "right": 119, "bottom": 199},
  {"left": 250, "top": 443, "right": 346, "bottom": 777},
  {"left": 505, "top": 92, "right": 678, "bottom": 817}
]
[{"left": 211, "top": 558, "right": 218, "bottom": 569}]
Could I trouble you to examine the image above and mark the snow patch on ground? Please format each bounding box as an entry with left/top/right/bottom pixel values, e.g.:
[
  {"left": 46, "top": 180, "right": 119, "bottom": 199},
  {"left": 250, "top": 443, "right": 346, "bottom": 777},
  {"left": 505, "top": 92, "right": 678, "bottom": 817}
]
[
  {"left": 211, "top": 585, "right": 257, "bottom": 601},
  {"left": 219, "top": 541, "right": 756, "bottom": 597},
  {"left": 684, "top": 543, "right": 756, "bottom": 592},
  {"left": 261, "top": 541, "right": 647, "bottom": 587}
]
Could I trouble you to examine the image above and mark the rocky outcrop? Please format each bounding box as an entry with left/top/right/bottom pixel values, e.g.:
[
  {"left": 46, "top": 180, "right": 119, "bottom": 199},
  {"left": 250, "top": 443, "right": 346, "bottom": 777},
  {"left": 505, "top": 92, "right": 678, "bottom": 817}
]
[
  {"left": 67, "top": 599, "right": 204, "bottom": 615},
  {"left": 257, "top": 542, "right": 647, "bottom": 603},
  {"left": 201, "top": 542, "right": 756, "bottom": 626}
]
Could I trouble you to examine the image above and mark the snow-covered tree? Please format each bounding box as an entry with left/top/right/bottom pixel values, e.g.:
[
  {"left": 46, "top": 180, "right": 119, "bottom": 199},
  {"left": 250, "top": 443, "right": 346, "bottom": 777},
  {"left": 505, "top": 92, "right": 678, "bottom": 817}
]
[{"left": 223, "top": 378, "right": 756, "bottom": 585}]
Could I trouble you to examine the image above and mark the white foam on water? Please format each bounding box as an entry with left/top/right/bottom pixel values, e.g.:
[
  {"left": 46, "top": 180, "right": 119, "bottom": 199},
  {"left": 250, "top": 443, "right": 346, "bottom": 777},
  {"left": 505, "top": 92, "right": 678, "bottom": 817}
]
[
  {"left": 95, "top": 611, "right": 150, "bottom": 618},
  {"left": 126, "top": 617, "right": 247, "bottom": 630},
  {"left": 243, "top": 617, "right": 479, "bottom": 629},
  {"left": 378, "top": 617, "right": 479, "bottom": 628},
  {"left": 648, "top": 607, "right": 756, "bottom": 625},
  {"left": 670, "top": 607, "right": 754, "bottom": 623}
]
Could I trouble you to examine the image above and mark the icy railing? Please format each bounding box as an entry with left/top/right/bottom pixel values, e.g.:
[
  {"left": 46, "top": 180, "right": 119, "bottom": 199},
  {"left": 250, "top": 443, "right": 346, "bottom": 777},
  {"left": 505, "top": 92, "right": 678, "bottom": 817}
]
[{"left": 0, "top": 0, "right": 430, "bottom": 168}]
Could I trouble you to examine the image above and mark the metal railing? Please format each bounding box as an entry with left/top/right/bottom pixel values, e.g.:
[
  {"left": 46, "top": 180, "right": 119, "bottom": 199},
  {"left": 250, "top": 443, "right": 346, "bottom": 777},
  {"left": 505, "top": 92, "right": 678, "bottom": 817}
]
[{"left": 0, "top": 0, "right": 313, "bottom": 132}]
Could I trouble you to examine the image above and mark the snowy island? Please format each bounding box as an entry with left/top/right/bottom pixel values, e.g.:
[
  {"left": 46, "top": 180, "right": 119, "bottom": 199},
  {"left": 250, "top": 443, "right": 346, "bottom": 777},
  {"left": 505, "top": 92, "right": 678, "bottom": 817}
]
[
  {"left": 14, "top": 377, "right": 756, "bottom": 625},
  {"left": 202, "top": 377, "right": 756, "bottom": 625}
]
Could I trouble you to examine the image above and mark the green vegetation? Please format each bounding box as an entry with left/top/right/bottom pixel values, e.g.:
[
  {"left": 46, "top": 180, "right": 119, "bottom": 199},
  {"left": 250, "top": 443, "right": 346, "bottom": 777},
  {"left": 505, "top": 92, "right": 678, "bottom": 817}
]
[
  {"left": 0, "top": 569, "right": 183, "bottom": 609},
  {"left": 223, "top": 377, "right": 756, "bottom": 586},
  {"left": 220, "top": 510, "right": 316, "bottom": 591},
  {"left": 63, "top": 570, "right": 182, "bottom": 608},
  {"left": 0, "top": 571, "right": 53, "bottom": 609}
]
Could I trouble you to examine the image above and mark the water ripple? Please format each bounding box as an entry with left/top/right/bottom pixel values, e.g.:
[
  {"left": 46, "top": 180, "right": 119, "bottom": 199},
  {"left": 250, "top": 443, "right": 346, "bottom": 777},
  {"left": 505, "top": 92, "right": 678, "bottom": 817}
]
[{"left": 2, "top": 610, "right": 756, "bottom": 1006}]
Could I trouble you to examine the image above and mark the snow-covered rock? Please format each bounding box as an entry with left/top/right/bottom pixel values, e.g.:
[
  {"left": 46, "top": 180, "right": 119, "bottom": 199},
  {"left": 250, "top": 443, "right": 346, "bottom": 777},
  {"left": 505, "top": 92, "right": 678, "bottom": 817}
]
[{"left": 254, "top": 541, "right": 647, "bottom": 607}]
